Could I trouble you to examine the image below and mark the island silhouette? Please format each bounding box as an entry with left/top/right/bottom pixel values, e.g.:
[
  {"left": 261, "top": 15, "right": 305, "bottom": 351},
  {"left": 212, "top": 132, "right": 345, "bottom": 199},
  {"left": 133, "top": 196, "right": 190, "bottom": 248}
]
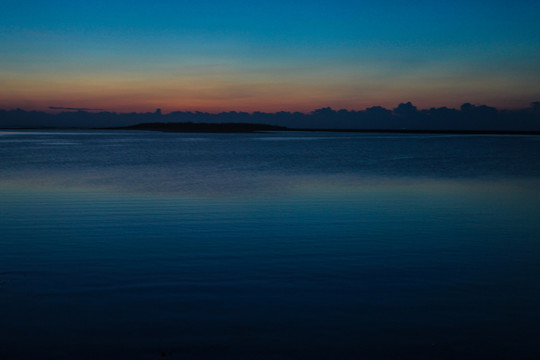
[{"left": 1, "top": 102, "right": 539, "bottom": 133}]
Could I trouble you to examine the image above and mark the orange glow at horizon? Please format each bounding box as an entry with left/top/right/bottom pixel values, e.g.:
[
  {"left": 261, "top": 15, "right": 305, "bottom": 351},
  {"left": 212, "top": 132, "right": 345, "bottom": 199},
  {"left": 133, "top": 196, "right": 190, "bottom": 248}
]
[{"left": 1, "top": 68, "right": 537, "bottom": 114}]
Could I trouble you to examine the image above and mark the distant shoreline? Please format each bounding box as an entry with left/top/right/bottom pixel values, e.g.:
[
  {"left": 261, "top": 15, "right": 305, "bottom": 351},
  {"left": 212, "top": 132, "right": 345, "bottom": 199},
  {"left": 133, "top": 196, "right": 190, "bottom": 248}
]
[
  {"left": 106, "top": 122, "right": 288, "bottom": 133},
  {"left": 2, "top": 122, "right": 540, "bottom": 135},
  {"left": 291, "top": 128, "right": 540, "bottom": 135},
  {"left": 2, "top": 103, "right": 540, "bottom": 133}
]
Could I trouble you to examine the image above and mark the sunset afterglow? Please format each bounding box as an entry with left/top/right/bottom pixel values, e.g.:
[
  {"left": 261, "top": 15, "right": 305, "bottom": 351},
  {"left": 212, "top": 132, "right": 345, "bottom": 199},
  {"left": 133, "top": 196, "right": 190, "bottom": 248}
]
[{"left": 1, "top": 0, "right": 539, "bottom": 112}]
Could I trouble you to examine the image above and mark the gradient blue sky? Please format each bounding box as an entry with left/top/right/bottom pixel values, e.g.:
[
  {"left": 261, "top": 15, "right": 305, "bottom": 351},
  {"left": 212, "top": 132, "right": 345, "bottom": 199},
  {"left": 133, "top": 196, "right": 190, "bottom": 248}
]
[{"left": 1, "top": 0, "right": 539, "bottom": 112}]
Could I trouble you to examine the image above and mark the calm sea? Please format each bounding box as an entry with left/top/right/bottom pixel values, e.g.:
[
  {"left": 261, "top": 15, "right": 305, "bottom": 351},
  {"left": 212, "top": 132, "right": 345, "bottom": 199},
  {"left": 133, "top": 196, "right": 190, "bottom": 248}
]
[{"left": 1, "top": 130, "right": 539, "bottom": 359}]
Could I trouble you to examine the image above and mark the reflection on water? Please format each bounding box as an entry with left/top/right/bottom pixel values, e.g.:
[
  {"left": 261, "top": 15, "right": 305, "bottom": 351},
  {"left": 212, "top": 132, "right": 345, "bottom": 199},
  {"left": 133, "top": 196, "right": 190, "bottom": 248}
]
[{"left": 1, "top": 130, "right": 540, "bottom": 359}]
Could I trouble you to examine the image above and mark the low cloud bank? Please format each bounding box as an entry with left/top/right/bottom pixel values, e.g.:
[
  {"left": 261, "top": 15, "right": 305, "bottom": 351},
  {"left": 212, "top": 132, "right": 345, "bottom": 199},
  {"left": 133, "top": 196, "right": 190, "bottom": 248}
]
[{"left": 1, "top": 102, "right": 540, "bottom": 131}]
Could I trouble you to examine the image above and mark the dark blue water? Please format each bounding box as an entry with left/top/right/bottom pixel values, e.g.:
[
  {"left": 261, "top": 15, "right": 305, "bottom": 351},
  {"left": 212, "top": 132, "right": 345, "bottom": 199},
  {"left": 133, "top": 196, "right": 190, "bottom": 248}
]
[{"left": 1, "top": 131, "right": 540, "bottom": 359}]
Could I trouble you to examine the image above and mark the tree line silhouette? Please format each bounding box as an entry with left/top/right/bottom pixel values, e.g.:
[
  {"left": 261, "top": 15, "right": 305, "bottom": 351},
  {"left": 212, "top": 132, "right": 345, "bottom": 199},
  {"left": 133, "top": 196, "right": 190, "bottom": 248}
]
[{"left": 1, "top": 102, "right": 539, "bottom": 131}]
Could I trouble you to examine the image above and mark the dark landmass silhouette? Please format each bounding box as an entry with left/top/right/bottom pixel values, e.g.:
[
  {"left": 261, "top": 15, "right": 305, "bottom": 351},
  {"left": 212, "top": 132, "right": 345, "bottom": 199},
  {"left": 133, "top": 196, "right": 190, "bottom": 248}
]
[
  {"left": 1, "top": 102, "right": 540, "bottom": 133},
  {"left": 110, "top": 122, "right": 540, "bottom": 135},
  {"left": 114, "top": 122, "right": 287, "bottom": 133}
]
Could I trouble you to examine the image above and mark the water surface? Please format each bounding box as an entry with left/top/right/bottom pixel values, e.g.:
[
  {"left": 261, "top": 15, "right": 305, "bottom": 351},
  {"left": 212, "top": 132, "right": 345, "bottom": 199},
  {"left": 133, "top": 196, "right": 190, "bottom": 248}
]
[{"left": 1, "top": 130, "right": 540, "bottom": 359}]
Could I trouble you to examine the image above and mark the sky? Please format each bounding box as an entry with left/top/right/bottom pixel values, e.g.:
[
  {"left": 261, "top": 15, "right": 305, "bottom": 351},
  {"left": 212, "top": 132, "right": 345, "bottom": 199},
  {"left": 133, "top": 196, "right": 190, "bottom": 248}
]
[{"left": 1, "top": 0, "right": 540, "bottom": 113}]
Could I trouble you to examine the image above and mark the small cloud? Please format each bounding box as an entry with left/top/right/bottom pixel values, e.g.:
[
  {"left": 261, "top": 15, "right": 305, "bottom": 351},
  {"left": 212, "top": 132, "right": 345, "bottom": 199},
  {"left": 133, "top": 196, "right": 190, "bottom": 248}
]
[{"left": 49, "top": 106, "right": 105, "bottom": 111}]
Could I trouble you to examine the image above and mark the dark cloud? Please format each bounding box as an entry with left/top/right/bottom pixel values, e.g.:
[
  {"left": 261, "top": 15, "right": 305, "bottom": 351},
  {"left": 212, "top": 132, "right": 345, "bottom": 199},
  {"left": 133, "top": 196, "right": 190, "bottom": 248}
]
[
  {"left": 49, "top": 106, "right": 105, "bottom": 111},
  {"left": 0, "top": 103, "right": 538, "bottom": 132}
]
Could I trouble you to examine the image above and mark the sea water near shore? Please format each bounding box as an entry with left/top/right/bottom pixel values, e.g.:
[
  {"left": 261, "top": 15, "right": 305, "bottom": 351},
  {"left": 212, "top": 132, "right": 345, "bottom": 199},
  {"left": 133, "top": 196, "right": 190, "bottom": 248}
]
[{"left": 1, "top": 130, "right": 540, "bottom": 359}]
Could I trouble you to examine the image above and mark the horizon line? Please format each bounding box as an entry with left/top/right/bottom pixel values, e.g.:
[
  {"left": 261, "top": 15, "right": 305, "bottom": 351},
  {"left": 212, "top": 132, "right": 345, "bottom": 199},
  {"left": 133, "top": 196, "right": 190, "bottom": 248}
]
[{"left": 2, "top": 101, "right": 539, "bottom": 115}]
